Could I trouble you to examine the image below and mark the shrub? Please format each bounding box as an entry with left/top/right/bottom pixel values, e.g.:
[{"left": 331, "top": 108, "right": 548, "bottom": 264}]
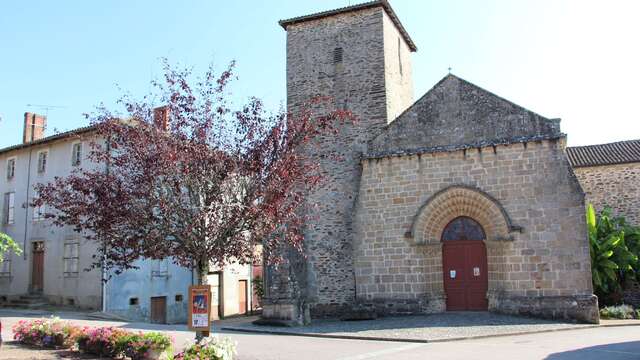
[
  {"left": 175, "top": 336, "right": 236, "bottom": 360},
  {"left": 12, "top": 317, "right": 81, "bottom": 348},
  {"left": 122, "top": 332, "right": 174, "bottom": 360},
  {"left": 599, "top": 304, "right": 636, "bottom": 319},
  {"left": 77, "top": 326, "right": 131, "bottom": 357},
  {"left": 12, "top": 318, "right": 174, "bottom": 359},
  {"left": 587, "top": 205, "right": 640, "bottom": 303}
]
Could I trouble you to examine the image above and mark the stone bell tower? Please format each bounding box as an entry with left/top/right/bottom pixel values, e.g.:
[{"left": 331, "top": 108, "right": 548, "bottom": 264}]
[{"left": 262, "top": 0, "right": 416, "bottom": 323}]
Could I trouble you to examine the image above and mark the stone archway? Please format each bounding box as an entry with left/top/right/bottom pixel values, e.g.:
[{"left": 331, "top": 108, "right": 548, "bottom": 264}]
[
  {"left": 409, "top": 185, "right": 520, "bottom": 245},
  {"left": 406, "top": 185, "right": 521, "bottom": 313}
]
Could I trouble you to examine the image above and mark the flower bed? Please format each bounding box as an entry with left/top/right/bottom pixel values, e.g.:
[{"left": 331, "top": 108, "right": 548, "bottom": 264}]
[
  {"left": 12, "top": 317, "right": 81, "bottom": 348},
  {"left": 13, "top": 318, "right": 174, "bottom": 359},
  {"left": 600, "top": 304, "right": 640, "bottom": 319},
  {"left": 175, "top": 336, "right": 236, "bottom": 360}
]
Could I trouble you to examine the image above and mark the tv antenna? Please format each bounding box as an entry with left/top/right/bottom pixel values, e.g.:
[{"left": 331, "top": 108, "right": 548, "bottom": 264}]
[{"left": 26, "top": 103, "right": 67, "bottom": 117}]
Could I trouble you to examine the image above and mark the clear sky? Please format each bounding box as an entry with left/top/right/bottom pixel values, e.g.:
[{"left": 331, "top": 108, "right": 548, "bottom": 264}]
[{"left": 1, "top": 0, "right": 639, "bottom": 148}]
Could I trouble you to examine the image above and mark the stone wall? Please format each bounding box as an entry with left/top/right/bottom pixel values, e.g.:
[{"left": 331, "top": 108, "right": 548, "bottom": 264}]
[
  {"left": 572, "top": 162, "right": 640, "bottom": 226},
  {"left": 353, "top": 138, "right": 598, "bottom": 323},
  {"left": 368, "top": 75, "right": 561, "bottom": 157},
  {"left": 265, "top": 5, "right": 414, "bottom": 321}
]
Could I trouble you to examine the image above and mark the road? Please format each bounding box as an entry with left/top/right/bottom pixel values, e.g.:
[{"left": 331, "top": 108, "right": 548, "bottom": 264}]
[{"left": 1, "top": 310, "right": 638, "bottom": 359}]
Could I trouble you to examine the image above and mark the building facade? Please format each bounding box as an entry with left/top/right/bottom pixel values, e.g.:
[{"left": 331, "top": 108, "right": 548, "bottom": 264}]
[
  {"left": 567, "top": 140, "right": 640, "bottom": 226},
  {"left": 106, "top": 259, "right": 258, "bottom": 324},
  {"left": 263, "top": 1, "right": 598, "bottom": 324},
  {"left": 0, "top": 112, "right": 259, "bottom": 322},
  {"left": 0, "top": 113, "right": 103, "bottom": 309}
]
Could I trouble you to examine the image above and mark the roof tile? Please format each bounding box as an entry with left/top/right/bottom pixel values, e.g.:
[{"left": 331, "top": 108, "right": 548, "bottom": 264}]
[{"left": 566, "top": 139, "right": 640, "bottom": 167}]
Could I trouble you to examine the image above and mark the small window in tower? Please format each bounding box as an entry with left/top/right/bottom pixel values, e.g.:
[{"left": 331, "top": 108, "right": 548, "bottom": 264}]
[
  {"left": 398, "top": 38, "right": 403, "bottom": 77},
  {"left": 333, "top": 47, "right": 343, "bottom": 64},
  {"left": 129, "top": 297, "right": 139, "bottom": 306}
]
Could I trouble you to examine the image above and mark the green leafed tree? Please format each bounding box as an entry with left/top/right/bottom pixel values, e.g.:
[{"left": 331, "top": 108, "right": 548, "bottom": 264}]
[{"left": 0, "top": 232, "right": 22, "bottom": 263}]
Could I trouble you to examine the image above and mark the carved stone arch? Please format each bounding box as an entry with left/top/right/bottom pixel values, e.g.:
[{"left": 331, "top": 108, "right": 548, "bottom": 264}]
[{"left": 409, "top": 185, "right": 521, "bottom": 245}]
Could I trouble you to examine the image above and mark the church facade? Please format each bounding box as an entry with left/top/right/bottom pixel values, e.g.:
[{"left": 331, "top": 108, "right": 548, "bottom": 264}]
[{"left": 263, "top": 0, "right": 598, "bottom": 324}]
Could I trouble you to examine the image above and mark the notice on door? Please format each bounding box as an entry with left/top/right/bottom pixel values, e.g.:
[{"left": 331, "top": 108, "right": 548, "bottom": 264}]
[{"left": 188, "top": 285, "right": 212, "bottom": 331}]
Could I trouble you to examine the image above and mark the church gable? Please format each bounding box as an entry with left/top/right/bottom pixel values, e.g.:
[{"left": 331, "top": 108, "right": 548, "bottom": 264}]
[{"left": 367, "top": 74, "right": 562, "bottom": 157}]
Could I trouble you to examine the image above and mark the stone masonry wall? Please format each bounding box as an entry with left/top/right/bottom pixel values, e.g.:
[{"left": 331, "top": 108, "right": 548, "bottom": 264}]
[
  {"left": 368, "top": 75, "right": 561, "bottom": 157},
  {"left": 266, "top": 6, "right": 414, "bottom": 319},
  {"left": 573, "top": 162, "right": 640, "bottom": 226},
  {"left": 353, "top": 138, "right": 598, "bottom": 322}
]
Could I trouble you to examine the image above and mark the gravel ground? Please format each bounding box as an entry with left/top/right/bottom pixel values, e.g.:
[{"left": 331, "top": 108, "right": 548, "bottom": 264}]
[{"left": 222, "top": 312, "right": 596, "bottom": 341}]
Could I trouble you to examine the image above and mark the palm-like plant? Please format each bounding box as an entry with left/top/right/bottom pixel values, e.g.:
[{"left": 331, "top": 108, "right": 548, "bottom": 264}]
[{"left": 587, "top": 204, "right": 639, "bottom": 297}]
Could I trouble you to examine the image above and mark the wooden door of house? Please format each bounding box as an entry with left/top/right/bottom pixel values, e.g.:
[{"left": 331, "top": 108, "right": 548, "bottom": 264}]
[
  {"left": 209, "top": 272, "right": 222, "bottom": 320},
  {"left": 442, "top": 217, "right": 488, "bottom": 311},
  {"left": 31, "top": 241, "right": 44, "bottom": 293},
  {"left": 150, "top": 296, "right": 167, "bottom": 324},
  {"left": 238, "top": 280, "right": 248, "bottom": 315}
]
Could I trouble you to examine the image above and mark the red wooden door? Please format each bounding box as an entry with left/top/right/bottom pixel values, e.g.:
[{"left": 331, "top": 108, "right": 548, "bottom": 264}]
[
  {"left": 442, "top": 217, "right": 488, "bottom": 311},
  {"left": 31, "top": 242, "right": 44, "bottom": 292},
  {"left": 238, "top": 280, "right": 247, "bottom": 315}
]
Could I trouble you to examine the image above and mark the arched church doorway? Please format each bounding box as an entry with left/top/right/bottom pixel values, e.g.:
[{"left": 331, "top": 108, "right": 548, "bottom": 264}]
[{"left": 442, "top": 216, "right": 488, "bottom": 311}]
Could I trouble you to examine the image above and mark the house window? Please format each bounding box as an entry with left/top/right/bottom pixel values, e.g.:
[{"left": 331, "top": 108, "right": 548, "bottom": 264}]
[
  {"left": 63, "top": 242, "right": 79, "bottom": 277},
  {"left": 0, "top": 252, "right": 11, "bottom": 277},
  {"left": 151, "top": 258, "right": 169, "bottom": 277},
  {"left": 71, "top": 143, "right": 82, "bottom": 166},
  {"left": 3, "top": 192, "right": 15, "bottom": 225},
  {"left": 6, "top": 158, "right": 16, "bottom": 180},
  {"left": 37, "top": 151, "right": 48, "bottom": 173},
  {"left": 129, "top": 297, "right": 139, "bottom": 306},
  {"left": 33, "top": 191, "right": 46, "bottom": 222}
]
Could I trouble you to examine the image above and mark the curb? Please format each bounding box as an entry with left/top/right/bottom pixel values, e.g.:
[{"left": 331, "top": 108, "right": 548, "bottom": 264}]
[
  {"left": 600, "top": 321, "right": 640, "bottom": 328},
  {"left": 221, "top": 324, "right": 612, "bottom": 344}
]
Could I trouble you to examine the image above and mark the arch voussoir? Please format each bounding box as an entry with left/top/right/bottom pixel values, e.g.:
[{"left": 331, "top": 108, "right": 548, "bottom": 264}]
[{"left": 410, "top": 185, "right": 519, "bottom": 245}]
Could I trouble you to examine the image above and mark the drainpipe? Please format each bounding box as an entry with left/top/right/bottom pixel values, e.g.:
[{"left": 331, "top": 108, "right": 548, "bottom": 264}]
[{"left": 22, "top": 147, "right": 33, "bottom": 261}]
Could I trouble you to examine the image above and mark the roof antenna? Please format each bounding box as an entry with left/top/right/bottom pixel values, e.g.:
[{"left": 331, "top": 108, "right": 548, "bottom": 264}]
[{"left": 26, "top": 104, "right": 67, "bottom": 118}]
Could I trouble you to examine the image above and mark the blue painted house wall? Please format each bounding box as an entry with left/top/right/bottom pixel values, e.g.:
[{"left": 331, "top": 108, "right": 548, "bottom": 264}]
[{"left": 105, "top": 258, "right": 192, "bottom": 324}]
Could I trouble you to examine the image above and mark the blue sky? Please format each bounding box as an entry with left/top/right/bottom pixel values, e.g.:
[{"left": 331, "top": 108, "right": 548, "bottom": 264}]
[{"left": 1, "top": 0, "right": 639, "bottom": 148}]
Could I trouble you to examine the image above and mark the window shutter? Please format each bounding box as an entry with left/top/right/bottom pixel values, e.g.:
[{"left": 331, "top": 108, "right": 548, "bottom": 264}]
[
  {"left": 72, "top": 143, "right": 82, "bottom": 166},
  {"left": 2, "top": 193, "right": 8, "bottom": 224},
  {"left": 6, "top": 159, "right": 14, "bottom": 179}
]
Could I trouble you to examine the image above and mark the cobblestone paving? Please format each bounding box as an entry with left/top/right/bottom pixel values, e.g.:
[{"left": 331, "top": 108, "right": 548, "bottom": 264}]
[{"left": 222, "top": 312, "right": 596, "bottom": 341}]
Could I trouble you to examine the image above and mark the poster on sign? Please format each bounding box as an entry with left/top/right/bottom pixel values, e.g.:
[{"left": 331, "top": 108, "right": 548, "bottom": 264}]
[{"left": 188, "top": 285, "right": 211, "bottom": 331}]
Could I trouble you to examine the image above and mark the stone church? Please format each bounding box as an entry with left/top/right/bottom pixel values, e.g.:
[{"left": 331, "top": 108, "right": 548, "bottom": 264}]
[{"left": 262, "top": 0, "right": 598, "bottom": 324}]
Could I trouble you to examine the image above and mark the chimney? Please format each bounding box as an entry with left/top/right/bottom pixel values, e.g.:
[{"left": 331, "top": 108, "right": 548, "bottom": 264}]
[
  {"left": 153, "top": 106, "right": 169, "bottom": 131},
  {"left": 23, "top": 112, "right": 47, "bottom": 143}
]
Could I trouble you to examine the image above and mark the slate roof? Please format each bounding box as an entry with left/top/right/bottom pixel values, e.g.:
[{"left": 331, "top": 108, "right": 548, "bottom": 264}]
[
  {"left": 279, "top": 0, "right": 417, "bottom": 52},
  {"left": 566, "top": 140, "right": 640, "bottom": 167},
  {"left": 0, "top": 125, "right": 97, "bottom": 156}
]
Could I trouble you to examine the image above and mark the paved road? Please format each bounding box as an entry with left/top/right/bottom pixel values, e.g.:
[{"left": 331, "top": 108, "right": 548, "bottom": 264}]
[
  {"left": 224, "top": 326, "right": 639, "bottom": 360},
  {"left": 1, "top": 310, "right": 638, "bottom": 359}
]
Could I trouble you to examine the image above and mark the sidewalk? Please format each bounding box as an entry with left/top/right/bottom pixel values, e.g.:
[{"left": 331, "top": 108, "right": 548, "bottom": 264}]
[{"left": 221, "top": 312, "right": 607, "bottom": 343}]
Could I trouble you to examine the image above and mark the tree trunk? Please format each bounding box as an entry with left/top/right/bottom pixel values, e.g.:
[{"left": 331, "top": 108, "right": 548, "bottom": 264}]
[{"left": 195, "top": 259, "right": 210, "bottom": 341}]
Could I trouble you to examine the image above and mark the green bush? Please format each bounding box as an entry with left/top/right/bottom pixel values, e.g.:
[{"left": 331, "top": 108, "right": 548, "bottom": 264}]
[{"left": 599, "top": 304, "right": 636, "bottom": 319}]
